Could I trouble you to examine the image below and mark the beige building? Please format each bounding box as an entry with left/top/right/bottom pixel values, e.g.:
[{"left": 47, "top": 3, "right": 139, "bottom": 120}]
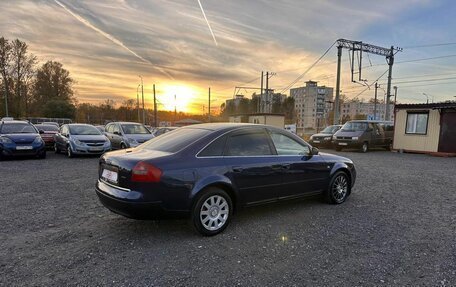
[
  {"left": 229, "top": 113, "right": 285, "bottom": 128},
  {"left": 341, "top": 100, "right": 394, "bottom": 121},
  {"left": 393, "top": 103, "right": 456, "bottom": 154},
  {"left": 290, "top": 81, "right": 333, "bottom": 132}
]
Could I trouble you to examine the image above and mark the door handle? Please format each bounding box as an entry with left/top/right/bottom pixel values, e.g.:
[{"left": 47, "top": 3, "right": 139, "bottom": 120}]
[
  {"left": 232, "top": 166, "right": 243, "bottom": 173},
  {"left": 281, "top": 164, "right": 291, "bottom": 170}
]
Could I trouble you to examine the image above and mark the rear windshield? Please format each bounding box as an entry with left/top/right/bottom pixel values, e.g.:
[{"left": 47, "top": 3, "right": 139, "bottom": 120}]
[
  {"left": 121, "top": 124, "right": 150, "bottom": 135},
  {"left": 341, "top": 122, "right": 368, "bottom": 132},
  {"left": 141, "top": 128, "right": 211, "bottom": 153},
  {"left": 69, "top": 125, "right": 101, "bottom": 135},
  {"left": 36, "top": 125, "right": 59, "bottom": 132},
  {"left": 0, "top": 123, "right": 37, "bottom": 134}
]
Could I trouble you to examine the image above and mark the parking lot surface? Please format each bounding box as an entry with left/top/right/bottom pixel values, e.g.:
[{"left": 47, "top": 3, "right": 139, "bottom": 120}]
[{"left": 1, "top": 150, "right": 455, "bottom": 286}]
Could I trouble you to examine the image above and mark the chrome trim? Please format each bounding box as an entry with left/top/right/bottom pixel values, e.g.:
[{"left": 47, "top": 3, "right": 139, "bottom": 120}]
[{"left": 98, "top": 179, "right": 131, "bottom": 192}]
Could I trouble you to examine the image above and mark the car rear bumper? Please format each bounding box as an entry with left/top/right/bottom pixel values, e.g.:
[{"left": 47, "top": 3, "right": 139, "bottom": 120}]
[{"left": 95, "top": 180, "right": 188, "bottom": 219}]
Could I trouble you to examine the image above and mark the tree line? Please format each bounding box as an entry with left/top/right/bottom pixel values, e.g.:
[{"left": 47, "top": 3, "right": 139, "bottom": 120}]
[{"left": 0, "top": 37, "right": 76, "bottom": 119}]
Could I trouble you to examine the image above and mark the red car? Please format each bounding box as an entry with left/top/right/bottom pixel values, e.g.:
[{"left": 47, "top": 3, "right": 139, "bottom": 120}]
[{"left": 35, "top": 124, "right": 59, "bottom": 149}]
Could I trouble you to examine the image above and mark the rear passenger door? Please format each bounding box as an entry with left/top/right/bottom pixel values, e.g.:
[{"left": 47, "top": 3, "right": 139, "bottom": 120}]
[{"left": 223, "top": 128, "right": 284, "bottom": 205}]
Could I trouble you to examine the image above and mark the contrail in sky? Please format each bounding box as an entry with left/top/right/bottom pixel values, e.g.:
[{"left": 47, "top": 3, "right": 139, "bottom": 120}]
[
  {"left": 54, "top": 0, "right": 173, "bottom": 79},
  {"left": 197, "top": 0, "right": 218, "bottom": 46}
]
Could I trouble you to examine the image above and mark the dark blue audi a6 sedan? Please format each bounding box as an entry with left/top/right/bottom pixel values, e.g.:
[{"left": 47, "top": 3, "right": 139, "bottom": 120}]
[{"left": 96, "top": 123, "right": 356, "bottom": 236}]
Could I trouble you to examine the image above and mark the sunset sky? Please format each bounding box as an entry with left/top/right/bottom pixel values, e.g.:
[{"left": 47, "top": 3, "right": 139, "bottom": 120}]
[{"left": 1, "top": 0, "right": 456, "bottom": 113}]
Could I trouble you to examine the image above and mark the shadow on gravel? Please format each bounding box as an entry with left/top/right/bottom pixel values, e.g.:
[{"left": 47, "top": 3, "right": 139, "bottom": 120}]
[{"left": 97, "top": 195, "right": 327, "bottom": 238}]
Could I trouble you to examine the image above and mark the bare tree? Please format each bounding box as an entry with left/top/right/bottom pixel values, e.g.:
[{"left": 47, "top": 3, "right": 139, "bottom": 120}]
[
  {"left": 0, "top": 37, "right": 12, "bottom": 116},
  {"left": 11, "top": 39, "right": 37, "bottom": 117}
]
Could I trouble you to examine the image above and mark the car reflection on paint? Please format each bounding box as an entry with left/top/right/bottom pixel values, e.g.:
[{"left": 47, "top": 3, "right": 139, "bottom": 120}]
[{"left": 96, "top": 123, "right": 356, "bottom": 236}]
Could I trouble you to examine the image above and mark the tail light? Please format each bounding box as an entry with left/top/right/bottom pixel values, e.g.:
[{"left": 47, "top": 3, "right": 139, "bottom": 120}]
[{"left": 131, "top": 161, "right": 162, "bottom": 182}]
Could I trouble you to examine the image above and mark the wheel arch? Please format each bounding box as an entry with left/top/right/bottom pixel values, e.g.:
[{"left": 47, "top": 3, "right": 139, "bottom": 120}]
[{"left": 190, "top": 176, "right": 239, "bottom": 213}]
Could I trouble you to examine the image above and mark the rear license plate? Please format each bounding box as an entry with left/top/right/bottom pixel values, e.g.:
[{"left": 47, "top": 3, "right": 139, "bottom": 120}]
[
  {"left": 102, "top": 169, "right": 118, "bottom": 183},
  {"left": 338, "top": 142, "right": 348, "bottom": 146},
  {"left": 16, "top": 146, "right": 33, "bottom": 150},
  {"left": 313, "top": 140, "right": 320, "bottom": 143}
]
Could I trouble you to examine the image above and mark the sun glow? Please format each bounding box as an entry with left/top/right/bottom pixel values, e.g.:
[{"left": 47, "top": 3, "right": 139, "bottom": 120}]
[{"left": 157, "top": 84, "right": 198, "bottom": 113}]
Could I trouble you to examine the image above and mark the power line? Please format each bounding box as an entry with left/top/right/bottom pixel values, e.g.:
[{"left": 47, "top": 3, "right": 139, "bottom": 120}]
[
  {"left": 364, "top": 54, "right": 456, "bottom": 69},
  {"left": 403, "top": 42, "right": 456, "bottom": 49},
  {"left": 279, "top": 41, "right": 337, "bottom": 94}
]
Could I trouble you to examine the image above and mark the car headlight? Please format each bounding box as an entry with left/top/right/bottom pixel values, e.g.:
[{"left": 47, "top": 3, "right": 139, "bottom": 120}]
[
  {"left": 128, "top": 138, "right": 138, "bottom": 144},
  {"left": 332, "top": 135, "right": 337, "bottom": 140},
  {"left": 33, "top": 136, "right": 43, "bottom": 144},
  {"left": 74, "top": 139, "right": 83, "bottom": 146},
  {"left": 324, "top": 136, "right": 332, "bottom": 141},
  {"left": 0, "top": 136, "right": 13, "bottom": 144},
  {"left": 352, "top": 137, "right": 359, "bottom": 140}
]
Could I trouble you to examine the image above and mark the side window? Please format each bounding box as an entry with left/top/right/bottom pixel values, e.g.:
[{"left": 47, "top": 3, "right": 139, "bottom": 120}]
[
  {"left": 112, "top": 124, "right": 121, "bottom": 134},
  {"left": 270, "top": 132, "right": 309, "bottom": 155},
  {"left": 106, "top": 124, "right": 112, "bottom": 133},
  {"left": 226, "top": 130, "right": 272, "bottom": 156},
  {"left": 198, "top": 135, "right": 227, "bottom": 157},
  {"left": 62, "top": 126, "right": 68, "bottom": 135}
]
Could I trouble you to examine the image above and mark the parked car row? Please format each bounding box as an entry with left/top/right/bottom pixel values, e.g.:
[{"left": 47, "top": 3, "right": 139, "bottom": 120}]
[
  {"left": 309, "top": 120, "right": 394, "bottom": 153},
  {"left": 0, "top": 119, "right": 180, "bottom": 160}
]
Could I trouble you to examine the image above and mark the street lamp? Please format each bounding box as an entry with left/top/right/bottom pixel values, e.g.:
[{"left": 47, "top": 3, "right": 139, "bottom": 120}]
[
  {"left": 136, "top": 84, "right": 141, "bottom": 122},
  {"left": 139, "top": 75, "right": 144, "bottom": 124}
]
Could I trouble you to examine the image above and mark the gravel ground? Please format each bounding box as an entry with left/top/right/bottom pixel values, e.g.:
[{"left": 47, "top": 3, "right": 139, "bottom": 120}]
[{"left": 1, "top": 150, "right": 455, "bottom": 286}]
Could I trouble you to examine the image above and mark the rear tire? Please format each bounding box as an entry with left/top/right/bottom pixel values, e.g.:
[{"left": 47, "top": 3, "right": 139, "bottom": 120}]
[
  {"left": 120, "top": 143, "right": 127, "bottom": 149},
  {"left": 324, "top": 171, "right": 350, "bottom": 204},
  {"left": 191, "top": 187, "right": 233, "bottom": 236}
]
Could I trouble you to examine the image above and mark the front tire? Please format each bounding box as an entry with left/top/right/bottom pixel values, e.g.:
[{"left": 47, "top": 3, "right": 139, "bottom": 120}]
[
  {"left": 67, "top": 145, "right": 74, "bottom": 158},
  {"left": 191, "top": 188, "right": 233, "bottom": 236},
  {"left": 324, "top": 171, "right": 350, "bottom": 204},
  {"left": 120, "top": 143, "right": 127, "bottom": 149},
  {"left": 54, "top": 144, "right": 60, "bottom": 154},
  {"left": 361, "top": 142, "right": 368, "bottom": 153}
]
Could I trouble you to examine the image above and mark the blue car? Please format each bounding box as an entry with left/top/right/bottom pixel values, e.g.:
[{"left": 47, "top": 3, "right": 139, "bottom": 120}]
[
  {"left": 0, "top": 120, "right": 46, "bottom": 160},
  {"left": 54, "top": 124, "right": 111, "bottom": 158},
  {"left": 96, "top": 123, "right": 356, "bottom": 236}
]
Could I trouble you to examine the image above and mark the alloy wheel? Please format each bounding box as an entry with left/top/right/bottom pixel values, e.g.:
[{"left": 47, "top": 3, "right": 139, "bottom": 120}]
[
  {"left": 331, "top": 175, "right": 348, "bottom": 203},
  {"left": 199, "top": 195, "right": 229, "bottom": 231}
]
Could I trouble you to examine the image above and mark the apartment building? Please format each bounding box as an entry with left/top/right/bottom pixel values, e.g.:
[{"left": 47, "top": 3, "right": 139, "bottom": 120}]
[{"left": 290, "top": 81, "right": 333, "bottom": 131}]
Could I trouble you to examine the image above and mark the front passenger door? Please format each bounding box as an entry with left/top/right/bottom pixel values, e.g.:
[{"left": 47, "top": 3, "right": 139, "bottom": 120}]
[{"left": 269, "top": 130, "right": 330, "bottom": 198}]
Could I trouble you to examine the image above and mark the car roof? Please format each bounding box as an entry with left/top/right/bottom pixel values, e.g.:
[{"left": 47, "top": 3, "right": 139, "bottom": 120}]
[
  {"left": 1, "top": 120, "right": 30, "bottom": 124},
  {"left": 347, "top": 120, "right": 393, "bottom": 124},
  {"left": 109, "top": 121, "right": 145, "bottom": 125},
  {"left": 179, "top": 123, "right": 272, "bottom": 133}
]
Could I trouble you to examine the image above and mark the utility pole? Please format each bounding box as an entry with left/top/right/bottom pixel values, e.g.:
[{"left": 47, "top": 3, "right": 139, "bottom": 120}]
[
  {"left": 374, "top": 82, "right": 378, "bottom": 120},
  {"left": 334, "top": 39, "right": 401, "bottom": 123},
  {"left": 393, "top": 86, "right": 397, "bottom": 105},
  {"left": 136, "top": 84, "right": 140, "bottom": 122},
  {"left": 385, "top": 46, "right": 394, "bottom": 121},
  {"left": 265, "top": 71, "right": 269, "bottom": 113},
  {"left": 139, "top": 76, "right": 145, "bottom": 124},
  {"left": 260, "top": 71, "right": 263, "bottom": 113},
  {"left": 174, "top": 94, "right": 177, "bottom": 124},
  {"left": 334, "top": 45, "right": 342, "bottom": 124},
  {"left": 153, "top": 84, "right": 157, "bottom": 127},
  {"left": 208, "top": 87, "right": 211, "bottom": 123}
]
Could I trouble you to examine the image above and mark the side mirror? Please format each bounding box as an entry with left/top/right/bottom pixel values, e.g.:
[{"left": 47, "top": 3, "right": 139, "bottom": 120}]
[
  {"left": 39, "top": 130, "right": 44, "bottom": 134},
  {"left": 311, "top": 147, "right": 319, "bottom": 155},
  {"left": 114, "top": 131, "right": 121, "bottom": 136}
]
